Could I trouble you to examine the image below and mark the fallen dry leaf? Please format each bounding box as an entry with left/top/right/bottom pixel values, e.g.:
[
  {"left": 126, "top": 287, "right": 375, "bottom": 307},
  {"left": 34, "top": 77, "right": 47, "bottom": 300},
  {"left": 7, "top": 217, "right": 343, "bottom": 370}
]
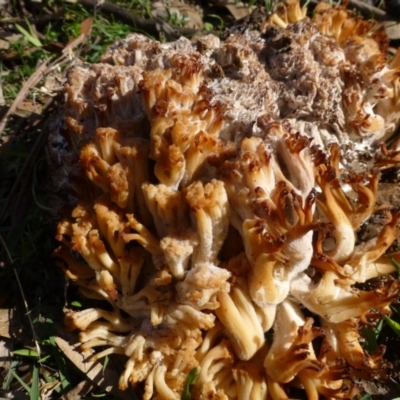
[
  {"left": 41, "top": 69, "right": 64, "bottom": 97},
  {"left": 62, "top": 17, "right": 92, "bottom": 59},
  {"left": 15, "top": 99, "right": 42, "bottom": 118},
  {"left": 225, "top": 3, "right": 253, "bottom": 20},
  {"left": 80, "top": 17, "right": 93, "bottom": 36},
  {"left": 384, "top": 21, "right": 400, "bottom": 41},
  {"left": 62, "top": 380, "right": 94, "bottom": 400},
  {"left": 171, "top": 0, "right": 203, "bottom": 29},
  {"left": 54, "top": 336, "right": 137, "bottom": 400},
  {"left": 2, "top": 33, "right": 23, "bottom": 45},
  {"left": 152, "top": 0, "right": 203, "bottom": 29},
  {"left": 0, "top": 308, "right": 24, "bottom": 339},
  {"left": 0, "top": 38, "right": 10, "bottom": 50},
  {"left": 0, "top": 337, "right": 13, "bottom": 369},
  {"left": 0, "top": 309, "right": 12, "bottom": 338}
]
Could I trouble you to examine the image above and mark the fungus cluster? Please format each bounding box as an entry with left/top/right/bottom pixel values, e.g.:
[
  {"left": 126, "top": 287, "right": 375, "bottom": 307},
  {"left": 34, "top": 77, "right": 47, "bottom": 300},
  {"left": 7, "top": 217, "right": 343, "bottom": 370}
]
[{"left": 52, "top": 1, "right": 400, "bottom": 398}]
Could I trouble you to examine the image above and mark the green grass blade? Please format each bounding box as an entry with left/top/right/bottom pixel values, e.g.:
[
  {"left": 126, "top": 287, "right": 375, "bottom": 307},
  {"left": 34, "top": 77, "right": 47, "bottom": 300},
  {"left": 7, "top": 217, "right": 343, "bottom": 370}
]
[
  {"left": 30, "top": 363, "right": 40, "bottom": 400},
  {"left": 15, "top": 24, "right": 42, "bottom": 47},
  {"left": 102, "top": 355, "right": 109, "bottom": 375},
  {"left": 208, "top": 14, "right": 225, "bottom": 32},
  {"left": 361, "top": 326, "right": 378, "bottom": 353},
  {"left": 38, "top": 355, "right": 52, "bottom": 363},
  {"left": 13, "top": 349, "right": 40, "bottom": 358},
  {"left": 181, "top": 367, "right": 199, "bottom": 400},
  {"left": 385, "top": 316, "right": 400, "bottom": 337},
  {"left": 362, "top": 319, "right": 384, "bottom": 353},
  {"left": 2, "top": 360, "right": 19, "bottom": 390},
  {"left": 390, "top": 258, "right": 400, "bottom": 274},
  {"left": 11, "top": 369, "right": 31, "bottom": 394}
]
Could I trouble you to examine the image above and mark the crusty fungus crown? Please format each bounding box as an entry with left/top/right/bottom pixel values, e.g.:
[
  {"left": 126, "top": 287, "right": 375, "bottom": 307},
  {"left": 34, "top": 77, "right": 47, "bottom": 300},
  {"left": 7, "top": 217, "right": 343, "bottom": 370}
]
[{"left": 53, "top": 0, "right": 400, "bottom": 398}]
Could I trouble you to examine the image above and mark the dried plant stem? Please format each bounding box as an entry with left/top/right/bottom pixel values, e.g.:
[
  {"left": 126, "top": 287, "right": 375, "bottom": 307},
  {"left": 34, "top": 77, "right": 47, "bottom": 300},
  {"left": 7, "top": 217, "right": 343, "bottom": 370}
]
[
  {"left": 0, "top": 234, "right": 41, "bottom": 356},
  {"left": 0, "top": 62, "right": 48, "bottom": 138}
]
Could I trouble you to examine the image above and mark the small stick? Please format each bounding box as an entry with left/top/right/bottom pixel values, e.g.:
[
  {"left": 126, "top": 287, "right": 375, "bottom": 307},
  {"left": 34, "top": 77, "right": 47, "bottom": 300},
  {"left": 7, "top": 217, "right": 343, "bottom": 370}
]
[
  {"left": 309, "top": 0, "right": 390, "bottom": 20},
  {"left": 77, "top": 0, "right": 206, "bottom": 40},
  {"left": 0, "top": 61, "right": 48, "bottom": 137}
]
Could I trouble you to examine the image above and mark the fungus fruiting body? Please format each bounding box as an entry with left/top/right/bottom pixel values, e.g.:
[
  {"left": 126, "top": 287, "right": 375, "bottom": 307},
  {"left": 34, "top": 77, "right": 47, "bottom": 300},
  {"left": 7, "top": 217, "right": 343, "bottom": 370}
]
[{"left": 53, "top": 1, "right": 400, "bottom": 398}]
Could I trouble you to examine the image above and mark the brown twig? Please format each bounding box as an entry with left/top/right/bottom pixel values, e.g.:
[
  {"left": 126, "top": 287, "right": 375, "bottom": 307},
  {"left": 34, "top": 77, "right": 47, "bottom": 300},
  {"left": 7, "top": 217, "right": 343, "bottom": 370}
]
[
  {"left": 0, "top": 61, "right": 48, "bottom": 137},
  {"left": 0, "top": 20, "right": 92, "bottom": 138},
  {"left": 310, "top": 0, "right": 390, "bottom": 21},
  {"left": 76, "top": 0, "right": 204, "bottom": 40},
  {"left": 0, "top": 46, "right": 43, "bottom": 61},
  {"left": 347, "top": 0, "right": 389, "bottom": 20},
  {"left": 0, "top": 11, "right": 64, "bottom": 26},
  {"left": 0, "top": 78, "right": 5, "bottom": 107}
]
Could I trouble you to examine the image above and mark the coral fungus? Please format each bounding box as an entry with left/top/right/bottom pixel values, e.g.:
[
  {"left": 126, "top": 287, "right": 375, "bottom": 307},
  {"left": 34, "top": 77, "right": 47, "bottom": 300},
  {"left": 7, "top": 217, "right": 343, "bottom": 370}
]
[{"left": 52, "top": 0, "right": 400, "bottom": 398}]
